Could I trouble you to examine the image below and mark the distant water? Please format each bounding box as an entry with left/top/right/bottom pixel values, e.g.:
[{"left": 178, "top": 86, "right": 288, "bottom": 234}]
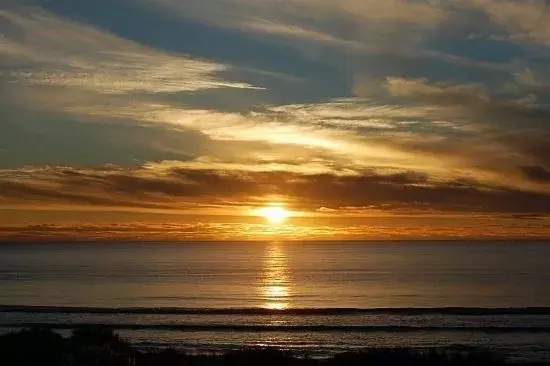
[{"left": 1, "top": 241, "right": 550, "bottom": 362}]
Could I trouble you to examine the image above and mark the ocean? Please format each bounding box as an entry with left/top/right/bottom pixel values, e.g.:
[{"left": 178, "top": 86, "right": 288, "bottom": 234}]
[{"left": 1, "top": 241, "right": 549, "bottom": 362}]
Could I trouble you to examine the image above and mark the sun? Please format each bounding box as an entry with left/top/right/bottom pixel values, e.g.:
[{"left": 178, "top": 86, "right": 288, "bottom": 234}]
[{"left": 257, "top": 206, "right": 290, "bottom": 224}]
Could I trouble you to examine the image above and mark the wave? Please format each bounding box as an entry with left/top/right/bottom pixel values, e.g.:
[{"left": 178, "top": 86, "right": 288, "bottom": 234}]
[
  {"left": 2, "top": 305, "right": 550, "bottom": 316},
  {"left": 1, "top": 323, "right": 550, "bottom": 333}
]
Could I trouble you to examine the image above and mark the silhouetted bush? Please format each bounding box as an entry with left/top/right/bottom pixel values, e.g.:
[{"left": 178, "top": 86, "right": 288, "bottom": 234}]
[
  {"left": 70, "top": 326, "right": 130, "bottom": 352},
  {"left": 0, "top": 327, "right": 64, "bottom": 366}
]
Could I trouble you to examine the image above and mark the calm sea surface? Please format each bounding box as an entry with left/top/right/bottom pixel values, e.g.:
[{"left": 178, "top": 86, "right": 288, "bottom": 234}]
[{"left": 1, "top": 241, "right": 550, "bottom": 361}]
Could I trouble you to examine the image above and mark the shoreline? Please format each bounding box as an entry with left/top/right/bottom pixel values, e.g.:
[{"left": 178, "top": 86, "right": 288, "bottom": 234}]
[{"left": 1, "top": 326, "right": 549, "bottom": 366}]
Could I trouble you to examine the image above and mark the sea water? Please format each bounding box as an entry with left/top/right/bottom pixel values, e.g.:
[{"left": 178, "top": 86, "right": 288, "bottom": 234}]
[{"left": 1, "top": 241, "right": 549, "bottom": 361}]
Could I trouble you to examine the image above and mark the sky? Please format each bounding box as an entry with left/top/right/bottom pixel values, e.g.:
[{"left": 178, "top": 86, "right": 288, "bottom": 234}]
[{"left": 1, "top": 0, "right": 550, "bottom": 241}]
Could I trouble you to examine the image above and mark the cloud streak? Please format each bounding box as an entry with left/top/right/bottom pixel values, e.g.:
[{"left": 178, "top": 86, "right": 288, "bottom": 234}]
[
  {"left": 1, "top": 217, "right": 549, "bottom": 242},
  {"left": 147, "top": 0, "right": 443, "bottom": 56},
  {"left": 0, "top": 5, "right": 258, "bottom": 93},
  {"left": 2, "top": 164, "right": 550, "bottom": 217}
]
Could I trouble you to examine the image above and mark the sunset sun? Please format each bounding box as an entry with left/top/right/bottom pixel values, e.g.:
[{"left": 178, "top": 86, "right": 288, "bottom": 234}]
[{"left": 257, "top": 206, "right": 290, "bottom": 224}]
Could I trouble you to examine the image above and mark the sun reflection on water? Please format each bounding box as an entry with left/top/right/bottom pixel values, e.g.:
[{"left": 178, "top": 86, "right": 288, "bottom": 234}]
[{"left": 261, "top": 242, "right": 290, "bottom": 310}]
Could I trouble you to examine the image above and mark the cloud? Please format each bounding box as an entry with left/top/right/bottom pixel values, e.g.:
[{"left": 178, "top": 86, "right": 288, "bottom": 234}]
[
  {"left": 147, "top": 0, "right": 443, "bottom": 55},
  {"left": 467, "top": 0, "right": 550, "bottom": 45},
  {"left": 37, "top": 79, "right": 548, "bottom": 196},
  {"left": 2, "top": 5, "right": 549, "bottom": 199},
  {"left": 1, "top": 215, "right": 549, "bottom": 241},
  {"left": 1, "top": 163, "right": 550, "bottom": 217},
  {"left": 267, "top": 98, "right": 431, "bottom": 130},
  {"left": 144, "top": 0, "right": 525, "bottom": 79},
  {"left": 3, "top": 2, "right": 545, "bottom": 178},
  {"left": 384, "top": 76, "right": 548, "bottom": 132},
  {"left": 520, "top": 165, "right": 550, "bottom": 183},
  {"left": 386, "top": 77, "right": 490, "bottom": 103},
  {"left": 0, "top": 5, "right": 258, "bottom": 93}
]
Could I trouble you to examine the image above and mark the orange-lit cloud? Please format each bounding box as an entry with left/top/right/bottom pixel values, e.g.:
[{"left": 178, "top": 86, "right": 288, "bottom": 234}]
[
  {"left": 1, "top": 164, "right": 550, "bottom": 216},
  {"left": 1, "top": 216, "right": 549, "bottom": 242}
]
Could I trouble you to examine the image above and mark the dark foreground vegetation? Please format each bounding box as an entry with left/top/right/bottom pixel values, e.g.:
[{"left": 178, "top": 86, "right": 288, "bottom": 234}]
[{"left": 0, "top": 326, "right": 547, "bottom": 366}]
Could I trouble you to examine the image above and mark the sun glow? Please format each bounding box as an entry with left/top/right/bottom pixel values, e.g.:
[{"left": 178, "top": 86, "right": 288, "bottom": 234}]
[
  {"left": 262, "top": 243, "right": 290, "bottom": 310},
  {"left": 257, "top": 206, "right": 290, "bottom": 224}
]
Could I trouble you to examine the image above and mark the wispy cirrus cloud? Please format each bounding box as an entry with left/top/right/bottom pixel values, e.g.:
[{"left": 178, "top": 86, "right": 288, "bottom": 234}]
[
  {"left": 147, "top": 0, "right": 444, "bottom": 55},
  {"left": 0, "top": 5, "right": 258, "bottom": 94}
]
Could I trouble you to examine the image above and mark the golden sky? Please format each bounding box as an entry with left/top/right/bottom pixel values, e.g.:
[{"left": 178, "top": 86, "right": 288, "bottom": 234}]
[{"left": 1, "top": 1, "right": 550, "bottom": 240}]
